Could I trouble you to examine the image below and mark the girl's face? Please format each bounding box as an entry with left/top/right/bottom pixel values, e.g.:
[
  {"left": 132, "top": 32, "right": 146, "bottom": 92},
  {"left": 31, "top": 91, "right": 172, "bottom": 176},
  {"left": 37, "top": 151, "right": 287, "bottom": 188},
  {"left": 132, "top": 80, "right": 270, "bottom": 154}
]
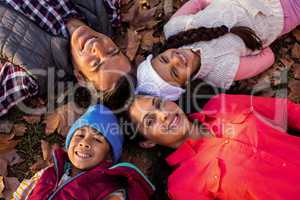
[
  {"left": 68, "top": 126, "right": 110, "bottom": 172},
  {"left": 129, "top": 96, "right": 192, "bottom": 148},
  {"left": 151, "top": 48, "right": 200, "bottom": 87}
]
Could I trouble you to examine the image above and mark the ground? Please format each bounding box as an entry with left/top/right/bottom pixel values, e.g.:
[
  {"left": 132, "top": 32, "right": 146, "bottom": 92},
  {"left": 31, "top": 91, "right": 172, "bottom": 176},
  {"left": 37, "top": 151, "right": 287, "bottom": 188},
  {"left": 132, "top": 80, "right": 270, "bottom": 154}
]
[{"left": 0, "top": 0, "right": 300, "bottom": 199}]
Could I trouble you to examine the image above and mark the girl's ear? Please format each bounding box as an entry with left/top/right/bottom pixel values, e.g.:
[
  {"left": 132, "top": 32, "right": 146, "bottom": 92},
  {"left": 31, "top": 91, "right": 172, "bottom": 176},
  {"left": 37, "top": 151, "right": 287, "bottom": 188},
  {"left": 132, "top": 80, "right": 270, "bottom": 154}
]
[
  {"left": 73, "top": 69, "right": 87, "bottom": 86},
  {"left": 139, "top": 140, "right": 157, "bottom": 149}
]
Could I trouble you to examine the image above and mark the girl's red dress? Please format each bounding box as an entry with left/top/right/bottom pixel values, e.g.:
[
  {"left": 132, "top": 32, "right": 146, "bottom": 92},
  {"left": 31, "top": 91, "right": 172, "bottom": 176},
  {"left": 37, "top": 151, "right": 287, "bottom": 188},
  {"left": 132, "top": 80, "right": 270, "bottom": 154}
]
[{"left": 167, "top": 94, "right": 300, "bottom": 200}]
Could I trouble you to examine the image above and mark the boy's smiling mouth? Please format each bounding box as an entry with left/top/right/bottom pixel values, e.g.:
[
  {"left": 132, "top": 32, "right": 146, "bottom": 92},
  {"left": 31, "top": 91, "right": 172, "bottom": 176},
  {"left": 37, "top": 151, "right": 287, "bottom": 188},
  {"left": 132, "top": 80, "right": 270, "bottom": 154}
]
[{"left": 75, "top": 151, "right": 92, "bottom": 159}]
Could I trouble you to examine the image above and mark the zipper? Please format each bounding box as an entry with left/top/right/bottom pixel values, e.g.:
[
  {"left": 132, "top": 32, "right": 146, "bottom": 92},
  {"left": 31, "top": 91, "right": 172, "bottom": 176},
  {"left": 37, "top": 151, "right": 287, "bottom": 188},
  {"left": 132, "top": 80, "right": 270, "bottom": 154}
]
[{"left": 47, "top": 151, "right": 86, "bottom": 200}]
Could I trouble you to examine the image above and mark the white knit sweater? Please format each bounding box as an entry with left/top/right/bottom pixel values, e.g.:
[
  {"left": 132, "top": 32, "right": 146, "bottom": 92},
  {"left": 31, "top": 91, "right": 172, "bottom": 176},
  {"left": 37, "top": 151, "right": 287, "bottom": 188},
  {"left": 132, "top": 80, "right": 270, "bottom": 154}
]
[{"left": 164, "top": 0, "right": 284, "bottom": 89}]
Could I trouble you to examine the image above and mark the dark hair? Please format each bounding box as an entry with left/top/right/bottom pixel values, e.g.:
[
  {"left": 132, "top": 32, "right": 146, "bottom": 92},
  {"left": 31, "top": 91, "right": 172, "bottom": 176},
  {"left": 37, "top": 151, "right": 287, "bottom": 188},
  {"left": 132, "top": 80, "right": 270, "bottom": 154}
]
[
  {"left": 104, "top": 69, "right": 137, "bottom": 111},
  {"left": 165, "top": 25, "right": 262, "bottom": 51}
]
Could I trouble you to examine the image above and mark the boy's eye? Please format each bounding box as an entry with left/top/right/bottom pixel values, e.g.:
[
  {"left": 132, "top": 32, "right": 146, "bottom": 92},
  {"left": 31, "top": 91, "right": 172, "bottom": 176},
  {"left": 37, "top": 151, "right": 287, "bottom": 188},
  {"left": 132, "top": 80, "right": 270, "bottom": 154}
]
[
  {"left": 94, "top": 138, "right": 102, "bottom": 143},
  {"left": 76, "top": 134, "right": 84, "bottom": 138}
]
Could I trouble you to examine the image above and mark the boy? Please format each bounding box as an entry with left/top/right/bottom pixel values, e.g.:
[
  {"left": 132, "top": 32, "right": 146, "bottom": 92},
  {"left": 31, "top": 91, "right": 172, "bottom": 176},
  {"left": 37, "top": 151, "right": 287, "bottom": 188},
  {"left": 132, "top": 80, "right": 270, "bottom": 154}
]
[{"left": 13, "top": 104, "right": 155, "bottom": 200}]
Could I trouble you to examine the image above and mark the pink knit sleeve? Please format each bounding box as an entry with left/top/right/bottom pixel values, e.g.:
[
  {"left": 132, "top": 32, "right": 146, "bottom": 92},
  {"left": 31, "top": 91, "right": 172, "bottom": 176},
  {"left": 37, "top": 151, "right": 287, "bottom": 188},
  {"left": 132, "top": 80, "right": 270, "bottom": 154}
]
[
  {"left": 234, "top": 47, "right": 275, "bottom": 80},
  {"left": 172, "top": 0, "right": 212, "bottom": 17}
]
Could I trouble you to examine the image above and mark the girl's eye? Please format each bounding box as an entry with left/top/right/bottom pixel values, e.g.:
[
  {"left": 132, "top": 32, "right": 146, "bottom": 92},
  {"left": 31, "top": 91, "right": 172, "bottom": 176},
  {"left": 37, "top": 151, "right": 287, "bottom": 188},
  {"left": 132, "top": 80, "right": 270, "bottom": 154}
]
[
  {"left": 154, "top": 98, "right": 163, "bottom": 110},
  {"left": 161, "top": 55, "right": 169, "bottom": 64},
  {"left": 91, "top": 60, "right": 101, "bottom": 70},
  {"left": 145, "top": 116, "right": 156, "bottom": 127},
  {"left": 171, "top": 67, "right": 179, "bottom": 78}
]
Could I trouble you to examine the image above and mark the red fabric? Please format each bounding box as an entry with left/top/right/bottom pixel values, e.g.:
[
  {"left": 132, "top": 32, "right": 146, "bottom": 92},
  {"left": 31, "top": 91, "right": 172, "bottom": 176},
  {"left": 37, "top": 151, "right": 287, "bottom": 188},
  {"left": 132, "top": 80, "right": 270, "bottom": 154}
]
[
  {"left": 29, "top": 149, "right": 154, "bottom": 200},
  {"left": 166, "top": 94, "right": 300, "bottom": 200}
]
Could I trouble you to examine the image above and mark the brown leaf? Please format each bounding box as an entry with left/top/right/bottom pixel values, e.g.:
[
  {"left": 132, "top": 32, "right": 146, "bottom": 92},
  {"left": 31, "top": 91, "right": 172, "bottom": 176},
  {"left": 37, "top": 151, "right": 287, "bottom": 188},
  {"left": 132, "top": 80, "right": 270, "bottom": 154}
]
[
  {"left": 141, "top": 30, "right": 160, "bottom": 51},
  {"left": 0, "top": 176, "right": 4, "bottom": 197},
  {"left": 0, "top": 150, "right": 24, "bottom": 166},
  {"left": 0, "top": 121, "right": 13, "bottom": 133},
  {"left": 0, "top": 134, "right": 19, "bottom": 154},
  {"left": 289, "top": 80, "right": 300, "bottom": 97},
  {"left": 292, "top": 28, "right": 300, "bottom": 42},
  {"left": 23, "top": 115, "right": 41, "bottom": 124},
  {"left": 293, "top": 64, "right": 300, "bottom": 79},
  {"left": 2, "top": 177, "right": 19, "bottom": 199},
  {"left": 44, "top": 102, "right": 85, "bottom": 137},
  {"left": 41, "top": 140, "right": 51, "bottom": 161},
  {"left": 0, "top": 159, "right": 8, "bottom": 176},
  {"left": 126, "top": 29, "right": 141, "bottom": 61},
  {"left": 122, "top": 1, "right": 158, "bottom": 28},
  {"left": 279, "top": 57, "right": 294, "bottom": 70},
  {"left": 163, "top": 0, "right": 174, "bottom": 18},
  {"left": 291, "top": 43, "right": 300, "bottom": 59},
  {"left": 11, "top": 124, "right": 27, "bottom": 137},
  {"left": 30, "top": 159, "right": 51, "bottom": 173}
]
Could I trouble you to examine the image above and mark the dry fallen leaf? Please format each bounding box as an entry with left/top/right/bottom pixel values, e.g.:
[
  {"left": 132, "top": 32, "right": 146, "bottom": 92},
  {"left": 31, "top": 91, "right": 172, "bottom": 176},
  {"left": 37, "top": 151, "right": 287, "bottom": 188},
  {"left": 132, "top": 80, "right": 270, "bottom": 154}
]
[
  {"left": 122, "top": 0, "right": 158, "bottom": 28},
  {"left": 0, "top": 176, "right": 4, "bottom": 197},
  {"left": 0, "top": 121, "right": 13, "bottom": 133},
  {"left": 41, "top": 140, "right": 51, "bottom": 161},
  {"left": 292, "top": 28, "right": 300, "bottom": 42},
  {"left": 0, "top": 134, "right": 19, "bottom": 154},
  {"left": 293, "top": 64, "right": 300, "bottom": 80},
  {"left": 0, "top": 150, "right": 23, "bottom": 166},
  {"left": 23, "top": 115, "right": 41, "bottom": 124},
  {"left": 2, "top": 177, "right": 19, "bottom": 199},
  {"left": 288, "top": 80, "right": 300, "bottom": 97},
  {"left": 0, "top": 159, "right": 7, "bottom": 176},
  {"left": 30, "top": 159, "right": 51, "bottom": 173},
  {"left": 126, "top": 29, "right": 141, "bottom": 61},
  {"left": 291, "top": 43, "right": 300, "bottom": 59},
  {"left": 11, "top": 124, "right": 27, "bottom": 137},
  {"left": 163, "top": 0, "right": 174, "bottom": 18},
  {"left": 44, "top": 102, "right": 85, "bottom": 137},
  {"left": 141, "top": 30, "right": 160, "bottom": 51}
]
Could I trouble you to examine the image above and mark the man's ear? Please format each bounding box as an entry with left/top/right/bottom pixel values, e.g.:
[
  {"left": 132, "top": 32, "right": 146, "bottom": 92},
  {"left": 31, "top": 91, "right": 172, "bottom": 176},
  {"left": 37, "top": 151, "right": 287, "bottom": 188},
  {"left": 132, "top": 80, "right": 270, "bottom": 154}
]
[
  {"left": 139, "top": 140, "right": 157, "bottom": 149},
  {"left": 74, "top": 69, "right": 87, "bottom": 86}
]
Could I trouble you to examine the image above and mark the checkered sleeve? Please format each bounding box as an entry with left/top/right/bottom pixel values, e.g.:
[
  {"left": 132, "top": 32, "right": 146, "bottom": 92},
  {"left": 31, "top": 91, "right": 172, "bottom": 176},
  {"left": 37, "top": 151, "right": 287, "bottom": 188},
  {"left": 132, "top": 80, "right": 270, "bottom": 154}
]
[
  {"left": 5, "top": 0, "right": 82, "bottom": 38},
  {"left": 104, "top": 0, "right": 121, "bottom": 26},
  {"left": 0, "top": 61, "right": 38, "bottom": 117}
]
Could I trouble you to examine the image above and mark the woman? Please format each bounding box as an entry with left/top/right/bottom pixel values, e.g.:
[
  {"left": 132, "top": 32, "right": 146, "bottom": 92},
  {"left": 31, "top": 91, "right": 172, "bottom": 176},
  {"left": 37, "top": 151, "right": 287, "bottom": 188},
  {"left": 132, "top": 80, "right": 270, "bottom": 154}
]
[{"left": 127, "top": 93, "right": 300, "bottom": 199}]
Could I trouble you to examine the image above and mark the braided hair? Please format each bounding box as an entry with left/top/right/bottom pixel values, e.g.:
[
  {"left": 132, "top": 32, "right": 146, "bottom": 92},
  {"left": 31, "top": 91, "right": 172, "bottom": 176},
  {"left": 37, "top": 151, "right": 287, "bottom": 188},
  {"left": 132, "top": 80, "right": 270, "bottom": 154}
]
[{"left": 165, "top": 25, "right": 262, "bottom": 51}]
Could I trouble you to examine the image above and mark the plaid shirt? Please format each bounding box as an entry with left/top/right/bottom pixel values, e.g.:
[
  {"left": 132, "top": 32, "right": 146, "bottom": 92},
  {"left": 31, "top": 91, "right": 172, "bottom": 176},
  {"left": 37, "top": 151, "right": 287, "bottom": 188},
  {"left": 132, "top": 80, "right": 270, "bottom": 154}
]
[
  {"left": 5, "top": 0, "right": 121, "bottom": 37},
  {"left": 0, "top": 61, "right": 38, "bottom": 117},
  {"left": 0, "top": 0, "right": 120, "bottom": 116}
]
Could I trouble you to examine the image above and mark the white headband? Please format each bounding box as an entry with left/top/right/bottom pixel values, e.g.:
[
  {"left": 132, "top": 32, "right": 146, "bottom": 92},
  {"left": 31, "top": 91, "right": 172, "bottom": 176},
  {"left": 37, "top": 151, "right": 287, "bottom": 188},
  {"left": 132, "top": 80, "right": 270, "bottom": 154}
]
[{"left": 135, "top": 55, "right": 185, "bottom": 101}]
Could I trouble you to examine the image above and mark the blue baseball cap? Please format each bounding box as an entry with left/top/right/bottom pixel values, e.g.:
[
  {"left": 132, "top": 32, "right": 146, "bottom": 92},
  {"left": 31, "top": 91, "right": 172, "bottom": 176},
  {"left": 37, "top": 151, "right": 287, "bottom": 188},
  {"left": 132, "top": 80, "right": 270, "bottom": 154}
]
[{"left": 65, "top": 104, "right": 123, "bottom": 163}]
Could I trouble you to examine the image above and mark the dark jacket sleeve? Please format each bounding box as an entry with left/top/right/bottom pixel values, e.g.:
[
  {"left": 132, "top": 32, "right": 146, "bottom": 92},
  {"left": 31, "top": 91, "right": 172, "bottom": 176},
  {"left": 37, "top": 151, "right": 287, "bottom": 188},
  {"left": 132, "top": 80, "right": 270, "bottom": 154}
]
[{"left": 71, "top": 0, "right": 113, "bottom": 36}]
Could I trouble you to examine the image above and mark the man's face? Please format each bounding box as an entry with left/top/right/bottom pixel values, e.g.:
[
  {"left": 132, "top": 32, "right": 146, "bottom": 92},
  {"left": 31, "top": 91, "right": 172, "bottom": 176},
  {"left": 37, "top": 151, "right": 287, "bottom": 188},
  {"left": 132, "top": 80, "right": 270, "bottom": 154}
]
[
  {"left": 68, "top": 126, "right": 110, "bottom": 170},
  {"left": 129, "top": 96, "right": 191, "bottom": 148},
  {"left": 71, "top": 26, "right": 131, "bottom": 92}
]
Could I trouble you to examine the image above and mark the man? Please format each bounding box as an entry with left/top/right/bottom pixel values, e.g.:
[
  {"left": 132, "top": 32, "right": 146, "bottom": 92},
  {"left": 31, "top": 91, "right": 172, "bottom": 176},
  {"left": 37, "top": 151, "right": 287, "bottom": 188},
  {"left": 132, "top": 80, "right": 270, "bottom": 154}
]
[{"left": 0, "top": 0, "right": 133, "bottom": 116}]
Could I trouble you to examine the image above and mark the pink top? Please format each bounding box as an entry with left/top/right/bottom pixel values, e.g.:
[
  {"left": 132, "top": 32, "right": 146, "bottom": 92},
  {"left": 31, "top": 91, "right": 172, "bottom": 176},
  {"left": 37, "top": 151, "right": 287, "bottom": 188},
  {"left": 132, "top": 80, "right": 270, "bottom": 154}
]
[{"left": 172, "top": 0, "right": 276, "bottom": 80}]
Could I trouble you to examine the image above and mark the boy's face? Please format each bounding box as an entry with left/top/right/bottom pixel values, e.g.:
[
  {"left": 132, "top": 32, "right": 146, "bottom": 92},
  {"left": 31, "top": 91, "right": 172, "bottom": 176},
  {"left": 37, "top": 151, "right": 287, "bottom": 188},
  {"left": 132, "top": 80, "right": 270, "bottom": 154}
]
[
  {"left": 151, "top": 48, "right": 200, "bottom": 87},
  {"left": 68, "top": 126, "right": 110, "bottom": 170},
  {"left": 71, "top": 26, "right": 131, "bottom": 92},
  {"left": 129, "top": 96, "right": 191, "bottom": 148}
]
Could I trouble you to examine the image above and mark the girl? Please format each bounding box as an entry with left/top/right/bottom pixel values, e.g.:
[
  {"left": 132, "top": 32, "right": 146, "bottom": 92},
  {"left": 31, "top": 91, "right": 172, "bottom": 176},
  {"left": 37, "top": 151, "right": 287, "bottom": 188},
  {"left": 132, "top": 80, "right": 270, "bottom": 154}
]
[
  {"left": 127, "top": 94, "right": 300, "bottom": 199},
  {"left": 136, "top": 0, "right": 300, "bottom": 100}
]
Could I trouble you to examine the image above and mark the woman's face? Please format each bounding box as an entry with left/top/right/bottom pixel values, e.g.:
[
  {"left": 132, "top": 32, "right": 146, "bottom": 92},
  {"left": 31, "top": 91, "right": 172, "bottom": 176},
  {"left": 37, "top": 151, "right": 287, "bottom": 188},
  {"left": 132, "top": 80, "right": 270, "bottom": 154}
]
[
  {"left": 151, "top": 48, "right": 200, "bottom": 87},
  {"left": 70, "top": 26, "right": 131, "bottom": 92},
  {"left": 129, "top": 96, "right": 192, "bottom": 148}
]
